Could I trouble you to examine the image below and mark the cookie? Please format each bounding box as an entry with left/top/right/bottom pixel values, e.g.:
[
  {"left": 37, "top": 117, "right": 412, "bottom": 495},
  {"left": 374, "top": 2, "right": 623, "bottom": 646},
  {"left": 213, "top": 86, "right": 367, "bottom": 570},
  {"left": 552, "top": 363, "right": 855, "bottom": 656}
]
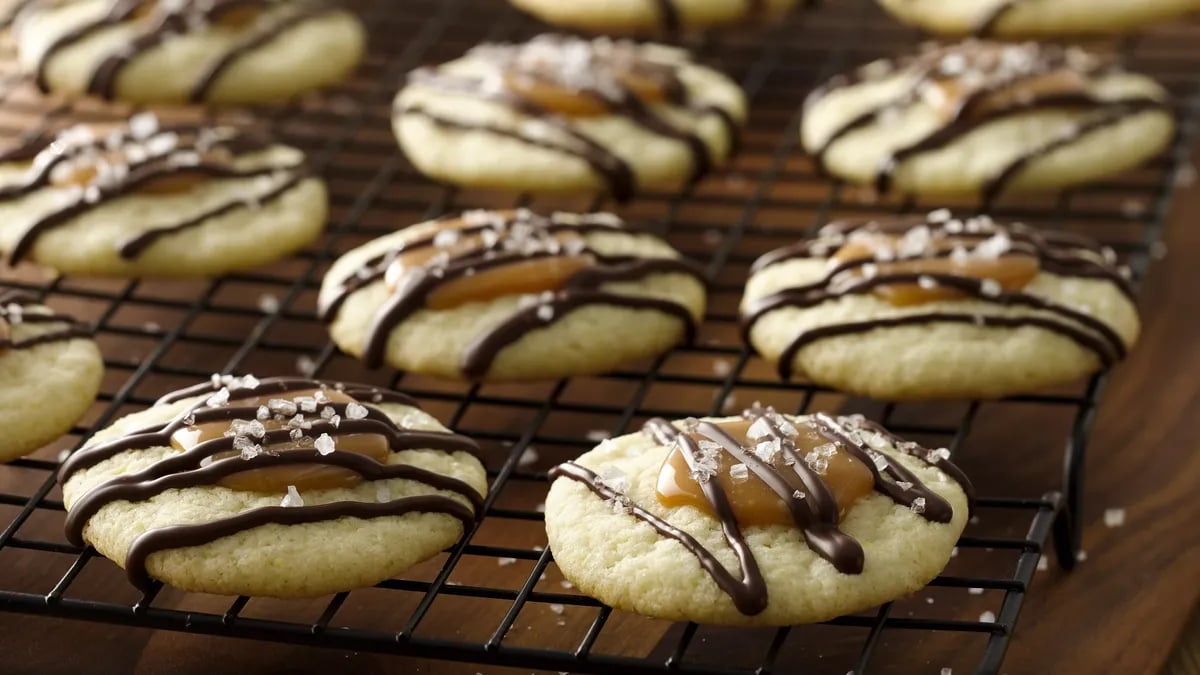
[
  {"left": 0, "top": 113, "right": 327, "bottom": 277},
  {"left": 16, "top": 0, "right": 365, "bottom": 104},
  {"left": 0, "top": 291, "right": 102, "bottom": 462},
  {"left": 393, "top": 34, "right": 746, "bottom": 201},
  {"left": 876, "top": 0, "right": 1200, "bottom": 38},
  {"left": 59, "top": 375, "right": 487, "bottom": 597},
  {"left": 546, "top": 407, "right": 971, "bottom": 625},
  {"left": 740, "top": 213, "right": 1139, "bottom": 399},
  {"left": 507, "top": 0, "right": 798, "bottom": 35},
  {"left": 802, "top": 41, "right": 1174, "bottom": 202},
  {"left": 319, "top": 209, "right": 707, "bottom": 381}
]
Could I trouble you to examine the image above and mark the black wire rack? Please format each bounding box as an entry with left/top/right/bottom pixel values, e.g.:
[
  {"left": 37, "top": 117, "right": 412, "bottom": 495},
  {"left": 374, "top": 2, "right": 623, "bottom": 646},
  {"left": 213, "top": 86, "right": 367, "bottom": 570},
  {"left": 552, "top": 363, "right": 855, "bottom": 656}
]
[{"left": 1, "top": 0, "right": 1197, "bottom": 673}]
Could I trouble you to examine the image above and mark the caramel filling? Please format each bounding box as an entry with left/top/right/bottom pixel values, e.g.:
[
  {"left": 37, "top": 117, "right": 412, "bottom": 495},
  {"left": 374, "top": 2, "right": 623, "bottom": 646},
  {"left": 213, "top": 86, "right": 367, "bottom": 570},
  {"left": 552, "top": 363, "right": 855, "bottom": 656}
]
[
  {"left": 832, "top": 236, "right": 1039, "bottom": 306},
  {"left": 923, "top": 68, "right": 1090, "bottom": 120},
  {"left": 656, "top": 419, "right": 875, "bottom": 528},
  {"left": 384, "top": 219, "right": 595, "bottom": 310},
  {"left": 170, "top": 388, "right": 390, "bottom": 493},
  {"left": 502, "top": 67, "right": 668, "bottom": 117},
  {"left": 50, "top": 145, "right": 234, "bottom": 195}
]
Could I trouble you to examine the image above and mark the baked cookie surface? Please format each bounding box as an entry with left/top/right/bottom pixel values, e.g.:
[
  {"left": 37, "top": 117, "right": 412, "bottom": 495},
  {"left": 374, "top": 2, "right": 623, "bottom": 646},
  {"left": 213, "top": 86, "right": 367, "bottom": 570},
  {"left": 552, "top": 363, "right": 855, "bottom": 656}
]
[
  {"left": 16, "top": 0, "right": 365, "bottom": 104},
  {"left": 507, "top": 0, "right": 798, "bottom": 35},
  {"left": 876, "top": 0, "right": 1200, "bottom": 38},
  {"left": 0, "top": 113, "right": 326, "bottom": 277},
  {"left": 393, "top": 34, "right": 746, "bottom": 201},
  {"left": 802, "top": 41, "right": 1174, "bottom": 201},
  {"left": 59, "top": 375, "right": 487, "bottom": 597},
  {"left": 740, "top": 213, "right": 1139, "bottom": 399},
  {"left": 546, "top": 407, "right": 971, "bottom": 625},
  {"left": 0, "top": 291, "right": 102, "bottom": 462},
  {"left": 319, "top": 209, "right": 707, "bottom": 381}
]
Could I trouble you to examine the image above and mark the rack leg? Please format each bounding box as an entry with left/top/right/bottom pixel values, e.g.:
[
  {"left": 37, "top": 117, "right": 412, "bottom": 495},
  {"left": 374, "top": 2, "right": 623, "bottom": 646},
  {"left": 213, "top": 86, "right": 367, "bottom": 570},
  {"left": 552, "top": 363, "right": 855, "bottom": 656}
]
[{"left": 1052, "top": 432, "right": 1088, "bottom": 571}]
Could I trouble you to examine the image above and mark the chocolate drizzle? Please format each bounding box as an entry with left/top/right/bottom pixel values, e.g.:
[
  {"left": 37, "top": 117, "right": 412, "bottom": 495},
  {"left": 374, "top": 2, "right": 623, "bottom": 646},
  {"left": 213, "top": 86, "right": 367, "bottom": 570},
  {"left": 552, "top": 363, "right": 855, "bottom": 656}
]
[
  {"left": 397, "top": 35, "right": 741, "bottom": 201},
  {"left": 319, "top": 210, "right": 706, "bottom": 377},
  {"left": 28, "top": 0, "right": 337, "bottom": 101},
  {"left": 805, "top": 42, "right": 1172, "bottom": 202},
  {"left": 740, "top": 215, "right": 1135, "bottom": 380},
  {"left": 0, "top": 116, "right": 309, "bottom": 265},
  {"left": 0, "top": 290, "right": 92, "bottom": 351},
  {"left": 550, "top": 408, "right": 969, "bottom": 615},
  {"left": 60, "top": 376, "right": 484, "bottom": 591}
]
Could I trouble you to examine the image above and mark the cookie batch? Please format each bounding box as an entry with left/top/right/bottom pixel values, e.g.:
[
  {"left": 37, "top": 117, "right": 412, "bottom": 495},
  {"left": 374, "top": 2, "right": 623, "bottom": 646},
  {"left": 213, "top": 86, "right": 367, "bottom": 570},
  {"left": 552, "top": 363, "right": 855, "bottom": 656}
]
[{"left": 0, "top": 0, "right": 1185, "bottom": 629}]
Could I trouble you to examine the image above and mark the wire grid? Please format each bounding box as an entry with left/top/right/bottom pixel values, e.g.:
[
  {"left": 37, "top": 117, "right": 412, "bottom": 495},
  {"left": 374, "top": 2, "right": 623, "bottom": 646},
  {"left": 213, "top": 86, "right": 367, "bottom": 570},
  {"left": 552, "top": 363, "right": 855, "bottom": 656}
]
[{"left": 0, "top": 0, "right": 1197, "bottom": 673}]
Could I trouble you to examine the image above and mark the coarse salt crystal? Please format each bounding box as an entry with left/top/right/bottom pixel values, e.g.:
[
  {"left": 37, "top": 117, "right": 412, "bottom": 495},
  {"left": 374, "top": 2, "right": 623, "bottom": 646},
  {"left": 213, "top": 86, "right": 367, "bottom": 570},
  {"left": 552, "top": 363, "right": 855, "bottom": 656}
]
[
  {"left": 297, "top": 396, "right": 318, "bottom": 413},
  {"left": 549, "top": 603, "right": 565, "bottom": 615},
  {"left": 206, "top": 388, "right": 230, "bottom": 407},
  {"left": 729, "top": 463, "right": 749, "bottom": 482},
  {"left": 712, "top": 359, "right": 733, "bottom": 377},
  {"left": 1103, "top": 508, "right": 1125, "bottom": 527},
  {"left": 296, "top": 355, "right": 317, "bottom": 377},
  {"left": 320, "top": 406, "right": 336, "bottom": 420},
  {"left": 806, "top": 457, "right": 828, "bottom": 474},
  {"left": 585, "top": 429, "right": 610, "bottom": 441},
  {"left": 972, "top": 232, "right": 1011, "bottom": 259},
  {"left": 927, "top": 208, "right": 952, "bottom": 223},
  {"left": 870, "top": 452, "right": 889, "bottom": 471},
  {"left": 560, "top": 579, "right": 574, "bottom": 589},
  {"left": 968, "top": 587, "right": 984, "bottom": 595},
  {"left": 497, "top": 557, "right": 517, "bottom": 566},
  {"left": 258, "top": 294, "right": 280, "bottom": 315},
  {"left": 518, "top": 446, "right": 539, "bottom": 467},
  {"left": 927, "top": 597, "right": 935, "bottom": 605},
  {"left": 792, "top": 489, "right": 806, "bottom": 500},
  {"left": 314, "top": 433, "right": 336, "bottom": 455},
  {"left": 345, "top": 402, "right": 369, "bottom": 420},
  {"left": 256, "top": 405, "right": 270, "bottom": 420},
  {"left": 917, "top": 275, "right": 937, "bottom": 290},
  {"left": 1076, "top": 550, "right": 1088, "bottom": 562},
  {"left": 911, "top": 497, "right": 927, "bottom": 514},
  {"left": 128, "top": 112, "right": 159, "bottom": 140},
  {"left": 979, "top": 279, "right": 1002, "bottom": 297},
  {"left": 1037, "top": 556, "right": 1048, "bottom": 571},
  {"left": 754, "top": 438, "right": 781, "bottom": 463},
  {"left": 433, "top": 229, "right": 460, "bottom": 248},
  {"left": 928, "top": 448, "right": 951, "bottom": 462},
  {"left": 536, "top": 304, "right": 555, "bottom": 321},
  {"left": 979, "top": 611, "right": 995, "bottom": 623},
  {"left": 280, "top": 485, "right": 303, "bottom": 508},
  {"left": 941, "top": 668, "right": 953, "bottom": 675},
  {"left": 269, "top": 398, "right": 298, "bottom": 415},
  {"left": 896, "top": 480, "right": 913, "bottom": 491},
  {"left": 376, "top": 483, "right": 391, "bottom": 503}
]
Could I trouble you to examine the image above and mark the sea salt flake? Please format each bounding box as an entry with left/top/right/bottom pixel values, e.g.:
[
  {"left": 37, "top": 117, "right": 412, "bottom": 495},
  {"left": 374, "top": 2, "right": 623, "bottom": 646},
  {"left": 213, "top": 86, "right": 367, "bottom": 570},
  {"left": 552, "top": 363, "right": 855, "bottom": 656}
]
[
  {"left": 245, "top": 419, "right": 266, "bottom": 438},
  {"left": 289, "top": 428, "right": 303, "bottom": 441},
  {"left": 896, "top": 481, "right": 913, "bottom": 491},
  {"left": 1037, "top": 556, "right": 1048, "bottom": 571},
  {"left": 256, "top": 405, "right": 270, "bottom": 420},
  {"left": 927, "top": 448, "right": 951, "bottom": 462},
  {"left": 205, "top": 388, "right": 230, "bottom": 407},
  {"left": 181, "top": 413, "right": 196, "bottom": 426},
  {"left": 549, "top": 603, "right": 565, "bottom": 615},
  {"left": 257, "top": 294, "right": 280, "bottom": 314},
  {"left": 747, "top": 417, "right": 773, "bottom": 440},
  {"left": 979, "top": 279, "right": 1003, "bottom": 297},
  {"left": 536, "top": 304, "right": 555, "bottom": 321},
  {"left": 729, "top": 463, "right": 750, "bottom": 482},
  {"left": 711, "top": 359, "right": 733, "bottom": 377},
  {"left": 1076, "top": 550, "right": 1088, "bottom": 562},
  {"left": 968, "top": 587, "right": 984, "bottom": 595},
  {"left": 345, "top": 402, "right": 369, "bottom": 420},
  {"left": 296, "top": 355, "right": 317, "bottom": 377},
  {"left": 497, "top": 557, "right": 517, "bottom": 567},
  {"left": 792, "top": 490, "right": 806, "bottom": 500},
  {"left": 927, "top": 208, "right": 952, "bottom": 223},
  {"left": 314, "top": 433, "right": 336, "bottom": 455},
  {"left": 941, "top": 668, "right": 953, "bottom": 675},
  {"left": 806, "top": 456, "right": 829, "bottom": 475},
  {"left": 585, "top": 429, "right": 610, "bottom": 441},
  {"left": 560, "top": 579, "right": 574, "bottom": 589},
  {"left": 280, "top": 485, "right": 303, "bottom": 508},
  {"left": 754, "top": 438, "right": 781, "bottom": 462},
  {"left": 917, "top": 275, "right": 937, "bottom": 290},
  {"left": 128, "top": 112, "right": 159, "bottom": 140},
  {"left": 518, "top": 446, "right": 539, "bottom": 467},
  {"left": 296, "top": 396, "right": 318, "bottom": 413},
  {"left": 269, "top": 398, "right": 298, "bottom": 415},
  {"left": 1103, "top": 508, "right": 1126, "bottom": 527},
  {"left": 910, "top": 497, "right": 927, "bottom": 514},
  {"left": 979, "top": 611, "right": 995, "bottom": 623},
  {"left": 376, "top": 483, "right": 391, "bottom": 503}
]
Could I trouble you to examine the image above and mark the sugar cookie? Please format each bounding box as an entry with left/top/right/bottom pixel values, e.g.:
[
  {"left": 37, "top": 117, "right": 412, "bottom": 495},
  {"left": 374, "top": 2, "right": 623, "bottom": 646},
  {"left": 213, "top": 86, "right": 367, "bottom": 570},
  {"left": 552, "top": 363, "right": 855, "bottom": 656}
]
[
  {"left": 59, "top": 375, "right": 487, "bottom": 597},
  {"left": 393, "top": 34, "right": 745, "bottom": 201},
  {"left": 507, "top": 0, "right": 798, "bottom": 35},
  {"left": 876, "top": 0, "right": 1200, "bottom": 38},
  {"left": 740, "top": 213, "right": 1139, "bottom": 399},
  {"left": 319, "top": 209, "right": 707, "bottom": 381},
  {"left": 546, "top": 407, "right": 971, "bottom": 625}
]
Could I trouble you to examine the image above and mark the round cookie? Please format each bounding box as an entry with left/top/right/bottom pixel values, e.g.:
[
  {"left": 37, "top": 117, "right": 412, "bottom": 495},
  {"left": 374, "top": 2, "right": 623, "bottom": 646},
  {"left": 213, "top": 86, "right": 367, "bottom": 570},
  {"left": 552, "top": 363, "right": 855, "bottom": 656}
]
[
  {"left": 320, "top": 209, "right": 707, "bottom": 381},
  {"left": 802, "top": 41, "right": 1175, "bottom": 202},
  {"left": 546, "top": 407, "right": 971, "bottom": 625},
  {"left": 875, "top": 0, "right": 1200, "bottom": 38},
  {"left": 0, "top": 291, "right": 102, "bottom": 462},
  {"left": 59, "top": 375, "right": 487, "bottom": 597},
  {"left": 16, "top": 0, "right": 365, "bottom": 104},
  {"left": 393, "top": 34, "right": 746, "bottom": 201},
  {"left": 740, "top": 213, "right": 1139, "bottom": 400},
  {"left": 507, "top": 0, "right": 798, "bottom": 35},
  {"left": 0, "top": 113, "right": 327, "bottom": 277}
]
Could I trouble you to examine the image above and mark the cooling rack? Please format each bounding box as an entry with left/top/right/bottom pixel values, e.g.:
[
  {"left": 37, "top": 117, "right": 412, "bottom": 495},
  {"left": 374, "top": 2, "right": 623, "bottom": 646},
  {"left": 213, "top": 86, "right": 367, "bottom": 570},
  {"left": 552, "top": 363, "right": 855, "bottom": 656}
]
[{"left": 1, "top": 0, "right": 1198, "bottom": 673}]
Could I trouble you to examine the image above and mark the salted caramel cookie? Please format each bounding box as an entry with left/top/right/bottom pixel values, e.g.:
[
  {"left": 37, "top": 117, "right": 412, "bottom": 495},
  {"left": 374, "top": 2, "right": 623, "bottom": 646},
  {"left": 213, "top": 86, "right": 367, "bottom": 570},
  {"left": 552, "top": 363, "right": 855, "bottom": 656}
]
[
  {"left": 16, "top": 0, "right": 365, "bottom": 104},
  {"left": 802, "top": 41, "right": 1174, "bottom": 202},
  {"left": 876, "top": 0, "right": 1200, "bottom": 38},
  {"left": 546, "top": 407, "right": 971, "bottom": 625},
  {"left": 59, "top": 375, "right": 487, "bottom": 597},
  {"left": 0, "top": 291, "right": 102, "bottom": 462},
  {"left": 0, "top": 113, "right": 326, "bottom": 277},
  {"left": 319, "top": 209, "right": 707, "bottom": 381},
  {"left": 507, "top": 0, "right": 798, "bottom": 35},
  {"left": 740, "top": 213, "right": 1139, "bottom": 399},
  {"left": 393, "top": 34, "right": 746, "bottom": 201}
]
